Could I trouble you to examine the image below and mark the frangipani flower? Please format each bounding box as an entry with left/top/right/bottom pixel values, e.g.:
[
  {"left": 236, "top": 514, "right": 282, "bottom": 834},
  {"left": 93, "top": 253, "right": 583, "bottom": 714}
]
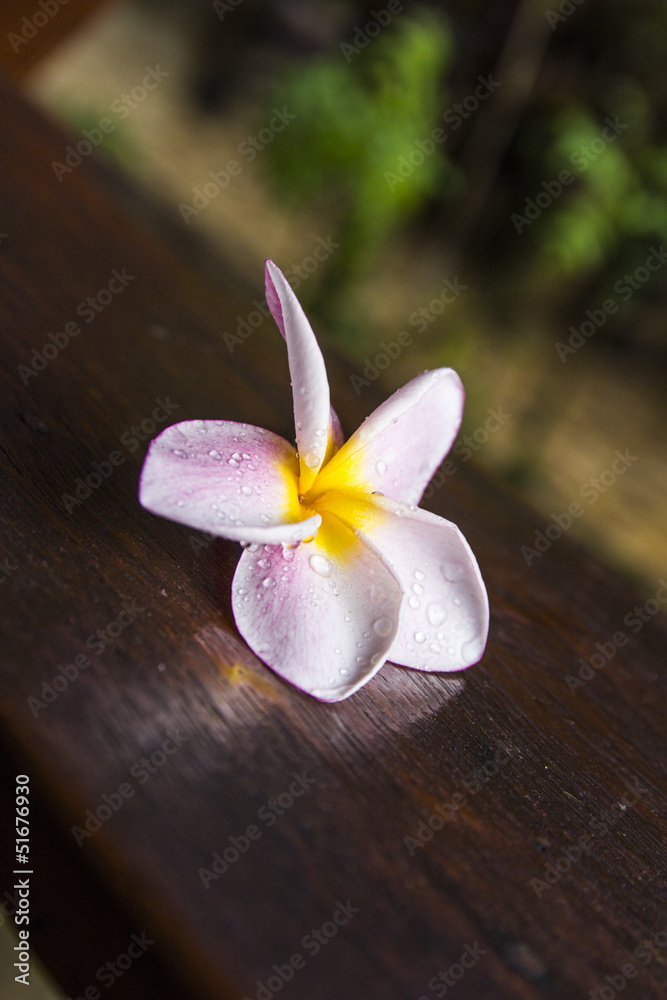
[{"left": 139, "top": 261, "right": 488, "bottom": 702}]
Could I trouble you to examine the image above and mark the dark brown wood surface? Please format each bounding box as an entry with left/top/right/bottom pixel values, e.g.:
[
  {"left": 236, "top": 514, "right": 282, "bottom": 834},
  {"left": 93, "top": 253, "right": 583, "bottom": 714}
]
[{"left": 1, "top": 75, "right": 666, "bottom": 1000}]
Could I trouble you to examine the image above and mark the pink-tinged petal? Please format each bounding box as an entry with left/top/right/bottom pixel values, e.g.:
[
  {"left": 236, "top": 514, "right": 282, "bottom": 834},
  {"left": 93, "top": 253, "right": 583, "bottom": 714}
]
[
  {"left": 265, "top": 260, "right": 337, "bottom": 492},
  {"left": 312, "top": 368, "right": 464, "bottom": 505},
  {"left": 139, "top": 420, "right": 320, "bottom": 545},
  {"left": 231, "top": 513, "right": 404, "bottom": 702},
  {"left": 321, "top": 493, "right": 488, "bottom": 672}
]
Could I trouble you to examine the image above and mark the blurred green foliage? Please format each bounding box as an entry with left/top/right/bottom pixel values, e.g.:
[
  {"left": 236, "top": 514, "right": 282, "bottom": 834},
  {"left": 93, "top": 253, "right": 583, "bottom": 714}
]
[
  {"left": 258, "top": 0, "right": 667, "bottom": 353},
  {"left": 260, "top": 7, "right": 452, "bottom": 334}
]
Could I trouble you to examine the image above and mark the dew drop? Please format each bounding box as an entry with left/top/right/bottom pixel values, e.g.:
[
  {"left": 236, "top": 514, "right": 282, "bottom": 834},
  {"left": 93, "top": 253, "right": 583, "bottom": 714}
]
[
  {"left": 304, "top": 452, "right": 319, "bottom": 468},
  {"left": 454, "top": 597, "right": 462, "bottom": 606},
  {"left": 176, "top": 500, "right": 184, "bottom": 507},
  {"left": 429, "top": 642, "right": 441, "bottom": 653},
  {"left": 340, "top": 668, "right": 350, "bottom": 677},
  {"left": 375, "top": 460, "right": 387, "bottom": 476},
  {"left": 240, "top": 485, "right": 252, "bottom": 496},
  {"left": 309, "top": 554, "right": 332, "bottom": 578},
  {"left": 232, "top": 451, "right": 242, "bottom": 460},
  {"left": 443, "top": 563, "right": 465, "bottom": 582},
  {"left": 171, "top": 448, "right": 188, "bottom": 459},
  {"left": 355, "top": 656, "right": 366, "bottom": 664},
  {"left": 373, "top": 617, "right": 393, "bottom": 637},
  {"left": 408, "top": 596, "right": 421, "bottom": 610},
  {"left": 257, "top": 558, "right": 271, "bottom": 569},
  {"left": 427, "top": 602, "right": 447, "bottom": 627},
  {"left": 344, "top": 615, "right": 352, "bottom": 623},
  {"left": 415, "top": 632, "right": 426, "bottom": 644},
  {"left": 412, "top": 582, "right": 424, "bottom": 596},
  {"left": 260, "top": 513, "right": 271, "bottom": 524},
  {"left": 261, "top": 576, "right": 276, "bottom": 589},
  {"left": 208, "top": 449, "right": 222, "bottom": 460},
  {"left": 227, "top": 458, "right": 239, "bottom": 468}
]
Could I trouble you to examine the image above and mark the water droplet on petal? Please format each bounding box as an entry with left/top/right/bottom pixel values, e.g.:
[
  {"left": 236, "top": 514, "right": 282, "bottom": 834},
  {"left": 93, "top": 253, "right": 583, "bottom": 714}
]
[
  {"left": 443, "top": 563, "right": 465, "bottom": 582},
  {"left": 240, "top": 485, "right": 252, "bottom": 496},
  {"left": 427, "top": 603, "right": 447, "bottom": 627},
  {"left": 408, "top": 596, "right": 421, "bottom": 610},
  {"left": 309, "top": 555, "right": 332, "bottom": 578},
  {"left": 373, "top": 617, "right": 393, "bottom": 637},
  {"left": 304, "top": 452, "right": 319, "bottom": 468},
  {"left": 208, "top": 449, "right": 222, "bottom": 460},
  {"left": 261, "top": 576, "right": 276, "bottom": 589},
  {"left": 260, "top": 513, "right": 271, "bottom": 524},
  {"left": 375, "top": 460, "right": 387, "bottom": 476},
  {"left": 415, "top": 632, "right": 426, "bottom": 644},
  {"left": 412, "top": 582, "right": 424, "bottom": 596},
  {"left": 414, "top": 570, "right": 425, "bottom": 581},
  {"left": 282, "top": 546, "right": 296, "bottom": 561},
  {"left": 228, "top": 458, "right": 239, "bottom": 468},
  {"left": 454, "top": 597, "right": 462, "bottom": 606},
  {"left": 340, "top": 668, "right": 350, "bottom": 677},
  {"left": 172, "top": 449, "right": 188, "bottom": 459},
  {"left": 430, "top": 642, "right": 441, "bottom": 653},
  {"left": 257, "top": 558, "right": 271, "bottom": 569}
]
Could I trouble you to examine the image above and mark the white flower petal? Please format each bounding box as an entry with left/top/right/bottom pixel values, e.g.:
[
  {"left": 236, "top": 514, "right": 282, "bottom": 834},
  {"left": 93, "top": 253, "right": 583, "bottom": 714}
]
[
  {"left": 322, "top": 492, "right": 489, "bottom": 672},
  {"left": 265, "top": 260, "right": 339, "bottom": 491},
  {"left": 231, "top": 513, "right": 404, "bottom": 702},
  {"left": 139, "top": 420, "right": 320, "bottom": 544},
  {"left": 314, "top": 368, "right": 464, "bottom": 504}
]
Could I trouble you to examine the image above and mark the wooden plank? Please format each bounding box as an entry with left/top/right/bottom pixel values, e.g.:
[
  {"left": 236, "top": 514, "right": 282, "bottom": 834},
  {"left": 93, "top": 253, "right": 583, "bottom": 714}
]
[
  {"left": 0, "top": 76, "right": 666, "bottom": 1000},
  {"left": 0, "top": 2, "right": 111, "bottom": 80}
]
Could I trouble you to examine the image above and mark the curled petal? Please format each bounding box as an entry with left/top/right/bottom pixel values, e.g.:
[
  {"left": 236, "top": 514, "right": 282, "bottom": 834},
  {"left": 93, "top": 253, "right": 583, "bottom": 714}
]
[
  {"left": 139, "top": 420, "right": 320, "bottom": 544},
  {"left": 265, "top": 260, "right": 340, "bottom": 492},
  {"left": 312, "top": 368, "right": 464, "bottom": 505},
  {"left": 321, "top": 493, "right": 489, "bottom": 672},
  {"left": 231, "top": 513, "right": 404, "bottom": 702}
]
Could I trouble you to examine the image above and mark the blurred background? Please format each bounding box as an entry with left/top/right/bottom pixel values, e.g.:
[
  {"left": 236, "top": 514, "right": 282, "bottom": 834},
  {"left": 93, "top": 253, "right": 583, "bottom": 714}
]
[{"left": 2, "top": 0, "right": 666, "bottom": 599}]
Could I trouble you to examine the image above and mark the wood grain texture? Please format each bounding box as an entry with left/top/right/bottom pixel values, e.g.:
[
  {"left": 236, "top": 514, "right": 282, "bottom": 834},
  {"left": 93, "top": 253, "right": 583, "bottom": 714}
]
[{"left": 0, "top": 75, "right": 666, "bottom": 1000}]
